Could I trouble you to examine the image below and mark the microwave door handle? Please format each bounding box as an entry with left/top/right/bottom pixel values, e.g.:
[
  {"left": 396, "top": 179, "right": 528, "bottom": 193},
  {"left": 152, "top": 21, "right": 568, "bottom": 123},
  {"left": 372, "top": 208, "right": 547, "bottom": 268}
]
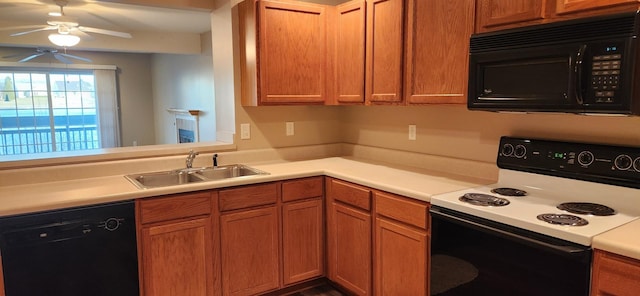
[{"left": 574, "top": 44, "right": 587, "bottom": 105}]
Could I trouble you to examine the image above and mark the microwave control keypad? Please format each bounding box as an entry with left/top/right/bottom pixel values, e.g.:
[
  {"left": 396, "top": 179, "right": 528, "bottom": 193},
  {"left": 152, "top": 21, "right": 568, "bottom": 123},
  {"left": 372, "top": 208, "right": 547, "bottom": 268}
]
[{"left": 591, "top": 54, "right": 621, "bottom": 103}]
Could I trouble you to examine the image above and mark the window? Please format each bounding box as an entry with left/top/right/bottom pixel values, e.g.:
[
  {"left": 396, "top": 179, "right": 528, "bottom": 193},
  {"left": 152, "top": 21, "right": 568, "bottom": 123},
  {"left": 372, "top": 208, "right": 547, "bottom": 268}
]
[{"left": 0, "top": 68, "right": 118, "bottom": 155}]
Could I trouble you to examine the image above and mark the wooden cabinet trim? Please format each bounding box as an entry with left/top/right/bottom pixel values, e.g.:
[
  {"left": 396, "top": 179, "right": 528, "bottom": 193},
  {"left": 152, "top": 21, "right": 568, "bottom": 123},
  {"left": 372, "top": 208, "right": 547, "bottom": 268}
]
[
  {"left": 556, "top": 0, "right": 639, "bottom": 15},
  {"left": 282, "top": 177, "right": 324, "bottom": 202},
  {"left": 329, "top": 178, "right": 371, "bottom": 211},
  {"left": 219, "top": 182, "right": 278, "bottom": 211},
  {"left": 138, "top": 191, "right": 212, "bottom": 224},
  {"left": 374, "top": 191, "right": 429, "bottom": 230}
]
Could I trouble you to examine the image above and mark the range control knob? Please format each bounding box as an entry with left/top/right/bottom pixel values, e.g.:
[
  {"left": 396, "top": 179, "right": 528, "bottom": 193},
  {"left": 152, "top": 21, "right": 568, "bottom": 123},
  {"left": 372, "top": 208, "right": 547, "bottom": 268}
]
[
  {"left": 501, "top": 144, "right": 514, "bottom": 156},
  {"left": 104, "top": 218, "right": 121, "bottom": 231},
  {"left": 614, "top": 155, "right": 633, "bottom": 171},
  {"left": 634, "top": 157, "right": 640, "bottom": 172},
  {"left": 514, "top": 145, "right": 527, "bottom": 158},
  {"left": 577, "top": 151, "right": 594, "bottom": 166}
]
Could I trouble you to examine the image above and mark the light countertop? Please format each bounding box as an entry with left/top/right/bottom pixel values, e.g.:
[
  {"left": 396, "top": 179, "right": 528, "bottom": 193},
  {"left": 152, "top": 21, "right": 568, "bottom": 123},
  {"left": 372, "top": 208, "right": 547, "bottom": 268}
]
[
  {"left": 2, "top": 156, "right": 638, "bottom": 261},
  {"left": 0, "top": 157, "right": 490, "bottom": 217},
  {"left": 593, "top": 219, "right": 640, "bottom": 261}
]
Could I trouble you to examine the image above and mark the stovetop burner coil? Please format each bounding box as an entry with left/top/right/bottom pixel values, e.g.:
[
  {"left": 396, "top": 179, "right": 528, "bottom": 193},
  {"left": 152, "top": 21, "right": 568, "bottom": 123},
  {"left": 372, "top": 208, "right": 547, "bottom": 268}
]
[
  {"left": 459, "top": 193, "right": 510, "bottom": 207},
  {"left": 491, "top": 187, "right": 527, "bottom": 196},
  {"left": 557, "top": 202, "right": 616, "bottom": 216},
  {"left": 536, "top": 213, "right": 589, "bottom": 226}
]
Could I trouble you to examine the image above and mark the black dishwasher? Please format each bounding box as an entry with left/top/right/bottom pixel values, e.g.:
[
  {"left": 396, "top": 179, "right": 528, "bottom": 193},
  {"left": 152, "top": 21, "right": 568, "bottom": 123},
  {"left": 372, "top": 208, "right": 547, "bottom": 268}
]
[{"left": 0, "top": 200, "right": 139, "bottom": 296}]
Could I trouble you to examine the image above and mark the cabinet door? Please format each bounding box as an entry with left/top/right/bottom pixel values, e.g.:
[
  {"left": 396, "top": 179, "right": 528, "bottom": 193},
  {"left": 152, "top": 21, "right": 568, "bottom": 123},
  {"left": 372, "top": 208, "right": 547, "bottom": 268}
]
[
  {"left": 220, "top": 206, "right": 279, "bottom": 296},
  {"left": 476, "top": 0, "right": 546, "bottom": 31},
  {"left": 328, "top": 202, "right": 371, "bottom": 295},
  {"left": 556, "top": 0, "right": 639, "bottom": 14},
  {"left": 257, "top": 0, "right": 327, "bottom": 105},
  {"left": 366, "top": 0, "right": 404, "bottom": 104},
  {"left": 140, "top": 218, "right": 214, "bottom": 296},
  {"left": 375, "top": 218, "right": 428, "bottom": 296},
  {"left": 282, "top": 198, "right": 324, "bottom": 285},
  {"left": 404, "top": 0, "right": 474, "bottom": 104},
  {"left": 335, "top": 0, "right": 367, "bottom": 104},
  {"left": 591, "top": 250, "right": 640, "bottom": 296}
]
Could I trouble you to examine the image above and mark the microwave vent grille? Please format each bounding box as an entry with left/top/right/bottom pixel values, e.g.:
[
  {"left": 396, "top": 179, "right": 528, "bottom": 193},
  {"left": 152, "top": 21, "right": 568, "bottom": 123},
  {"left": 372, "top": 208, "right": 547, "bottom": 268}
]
[{"left": 471, "top": 12, "right": 638, "bottom": 52}]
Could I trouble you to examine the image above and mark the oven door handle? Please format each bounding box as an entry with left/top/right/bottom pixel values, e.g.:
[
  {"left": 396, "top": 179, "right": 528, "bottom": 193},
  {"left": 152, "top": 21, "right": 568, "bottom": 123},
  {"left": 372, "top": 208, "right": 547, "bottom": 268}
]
[{"left": 430, "top": 208, "right": 589, "bottom": 255}]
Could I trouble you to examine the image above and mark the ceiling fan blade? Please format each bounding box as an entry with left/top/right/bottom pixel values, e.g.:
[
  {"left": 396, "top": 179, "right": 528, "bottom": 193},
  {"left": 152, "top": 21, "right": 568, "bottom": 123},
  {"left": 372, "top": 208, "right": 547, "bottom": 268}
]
[
  {"left": 18, "top": 53, "right": 45, "bottom": 63},
  {"left": 53, "top": 53, "right": 72, "bottom": 64},
  {"left": 69, "top": 28, "right": 94, "bottom": 40},
  {"left": 2, "top": 52, "right": 29, "bottom": 59},
  {"left": 78, "top": 26, "right": 132, "bottom": 38},
  {"left": 10, "top": 26, "right": 57, "bottom": 36},
  {"left": 58, "top": 53, "right": 92, "bottom": 63},
  {"left": 0, "top": 25, "right": 47, "bottom": 32}
]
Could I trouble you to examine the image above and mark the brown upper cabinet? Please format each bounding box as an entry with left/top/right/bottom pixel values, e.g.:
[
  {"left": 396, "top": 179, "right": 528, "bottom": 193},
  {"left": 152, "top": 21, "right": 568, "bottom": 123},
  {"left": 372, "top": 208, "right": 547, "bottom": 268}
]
[
  {"left": 366, "top": 0, "right": 405, "bottom": 105},
  {"left": 239, "top": 0, "right": 329, "bottom": 106},
  {"left": 477, "top": 0, "right": 640, "bottom": 33},
  {"left": 334, "top": 0, "right": 405, "bottom": 106},
  {"left": 404, "top": 0, "right": 475, "bottom": 104},
  {"left": 334, "top": 1, "right": 367, "bottom": 104}
]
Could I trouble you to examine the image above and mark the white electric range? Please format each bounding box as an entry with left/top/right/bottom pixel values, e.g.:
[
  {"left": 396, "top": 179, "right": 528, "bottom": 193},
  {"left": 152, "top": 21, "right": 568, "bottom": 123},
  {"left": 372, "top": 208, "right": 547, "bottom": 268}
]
[
  {"left": 429, "top": 136, "right": 640, "bottom": 296},
  {"left": 431, "top": 136, "right": 640, "bottom": 247}
]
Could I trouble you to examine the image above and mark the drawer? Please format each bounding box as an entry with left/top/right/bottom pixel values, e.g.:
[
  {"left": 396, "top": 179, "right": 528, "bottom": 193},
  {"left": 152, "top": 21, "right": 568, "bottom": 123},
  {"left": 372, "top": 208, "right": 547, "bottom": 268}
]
[
  {"left": 329, "top": 178, "right": 371, "bottom": 211},
  {"left": 219, "top": 183, "right": 278, "bottom": 211},
  {"left": 139, "top": 191, "right": 212, "bottom": 224},
  {"left": 282, "top": 176, "right": 324, "bottom": 202},
  {"left": 375, "top": 191, "right": 429, "bottom": 230}
]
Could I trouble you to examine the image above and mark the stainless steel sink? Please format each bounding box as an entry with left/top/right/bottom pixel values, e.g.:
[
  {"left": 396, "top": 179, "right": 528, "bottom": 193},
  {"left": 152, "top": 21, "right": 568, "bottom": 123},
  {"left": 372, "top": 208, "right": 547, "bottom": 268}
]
[
  {"left": 195, "top": 164, "right": 268, "bottom": 180},
  {"left": 125, "top": 170, "right": 207, "bottom": 189},
  {"left": 125, "top": 164, "right": 268, "bottom": 189}
]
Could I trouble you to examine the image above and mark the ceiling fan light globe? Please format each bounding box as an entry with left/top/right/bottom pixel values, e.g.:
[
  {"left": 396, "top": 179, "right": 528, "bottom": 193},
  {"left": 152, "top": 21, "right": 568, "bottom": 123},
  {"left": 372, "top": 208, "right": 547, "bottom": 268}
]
[{"left": 48, "top": 34, "right": 80, "bottom": 47}]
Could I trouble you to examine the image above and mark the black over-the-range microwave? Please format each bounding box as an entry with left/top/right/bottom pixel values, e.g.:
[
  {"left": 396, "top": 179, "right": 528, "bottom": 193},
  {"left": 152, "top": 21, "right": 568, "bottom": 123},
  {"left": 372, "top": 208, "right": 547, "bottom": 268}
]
[{"left": 468, "top": 11, "right": 640, "bottom": 115}]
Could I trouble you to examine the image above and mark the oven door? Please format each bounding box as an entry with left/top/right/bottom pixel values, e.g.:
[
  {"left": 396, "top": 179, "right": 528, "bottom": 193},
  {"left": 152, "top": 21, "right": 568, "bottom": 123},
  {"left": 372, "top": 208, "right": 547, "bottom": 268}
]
[{"left": 429, "top": 206, "right": 591, "bottom": 296}]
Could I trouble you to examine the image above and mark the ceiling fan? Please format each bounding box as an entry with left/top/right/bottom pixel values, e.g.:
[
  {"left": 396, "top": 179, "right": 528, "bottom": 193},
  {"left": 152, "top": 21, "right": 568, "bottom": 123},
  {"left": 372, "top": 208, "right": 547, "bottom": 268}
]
[
  {"left": 2, "top": 0, "right": 132, "bottom": 45},
  {"left": 2, "top": 47, "right": 92, "bottom": 64}
]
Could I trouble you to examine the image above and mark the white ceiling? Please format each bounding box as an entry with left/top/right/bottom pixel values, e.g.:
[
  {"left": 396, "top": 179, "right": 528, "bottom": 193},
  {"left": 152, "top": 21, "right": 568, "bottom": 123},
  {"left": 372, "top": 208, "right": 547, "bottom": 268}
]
[{"left": 0, "top": 0, "right": 212, "bottom": 53}]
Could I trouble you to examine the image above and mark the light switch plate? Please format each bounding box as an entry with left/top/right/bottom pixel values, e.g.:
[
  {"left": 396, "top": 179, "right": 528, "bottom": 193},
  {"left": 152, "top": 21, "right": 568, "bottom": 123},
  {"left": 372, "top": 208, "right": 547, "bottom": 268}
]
[
  {"left": 409, "top": 125, "right": 416, "bottom": 140},
  {"left": 286, "top": 122, "right": 294, "bottom": 136},
  {"left": 240, "top": 123, "right": 251, "bottom": 140}
]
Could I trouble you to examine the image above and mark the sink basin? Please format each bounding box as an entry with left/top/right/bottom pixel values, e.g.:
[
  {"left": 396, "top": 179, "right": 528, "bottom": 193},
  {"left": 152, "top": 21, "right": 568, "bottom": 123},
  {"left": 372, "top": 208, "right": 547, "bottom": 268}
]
[
  {"left": 125, "top": 164, "right": 268, "bottom": 189},
  {"left": 125, "top": 170, "right": 206, "bottom": 189},
  {"left": 195, "top": 164, "right": 268, "bottom": 180}
]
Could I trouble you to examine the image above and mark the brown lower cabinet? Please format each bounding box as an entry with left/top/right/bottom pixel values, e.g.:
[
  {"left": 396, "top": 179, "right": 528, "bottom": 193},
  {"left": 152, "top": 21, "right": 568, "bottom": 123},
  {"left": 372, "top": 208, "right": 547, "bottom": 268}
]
[
  {"left": 591, "top": 249, "right": 640, "bottom": 296},
  {"left": 221, "top": 206, "right": 280, "bottom": 296},
  {"left": 218, "top": 178, "right": 325, "bottom": 296},
  {"left": 374, "top": 191, "right": 429, "bottom": 296},
  {"left": 137, "top": 191, "right": 217, "bottom": 296},
  {"left": 326, "top": 178, "right": 430, "bottom": 296},
  {"left": 327, "top": 178, "right": 373, "bottom": 295}
]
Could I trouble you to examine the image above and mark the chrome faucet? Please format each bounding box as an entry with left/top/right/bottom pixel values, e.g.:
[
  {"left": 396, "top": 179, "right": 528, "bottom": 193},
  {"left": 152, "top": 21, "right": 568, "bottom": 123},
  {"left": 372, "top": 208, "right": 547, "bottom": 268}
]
[{"left": 185, "top": 150, "right": 199, "bottom": 168}]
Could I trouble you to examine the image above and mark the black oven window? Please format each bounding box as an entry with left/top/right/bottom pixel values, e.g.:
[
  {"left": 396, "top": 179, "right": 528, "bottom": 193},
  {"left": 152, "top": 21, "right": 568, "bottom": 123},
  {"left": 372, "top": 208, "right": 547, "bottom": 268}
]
[{"left": 481, "top": 57, "right": 571, "bottom": 101}]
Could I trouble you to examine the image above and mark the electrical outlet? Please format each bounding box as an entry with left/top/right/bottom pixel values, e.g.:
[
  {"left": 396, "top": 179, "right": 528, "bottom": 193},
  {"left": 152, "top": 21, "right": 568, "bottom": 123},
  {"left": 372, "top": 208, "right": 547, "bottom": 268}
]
[
  {"left": 240, "top": 123, "right": 251, "bottom": 140},
  {"left": 409, "top": 125, "right": 417, "bottom": 140},
  {"left": 286, "top": 122, "right": 294, "bottom": 136}
]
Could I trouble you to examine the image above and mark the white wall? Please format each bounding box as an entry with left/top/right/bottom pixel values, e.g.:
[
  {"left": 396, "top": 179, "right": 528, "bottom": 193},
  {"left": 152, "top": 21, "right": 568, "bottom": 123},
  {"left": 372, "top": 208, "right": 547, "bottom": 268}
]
[{"left": 151, "top": 32, "right": 217, "bottom": 144}]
